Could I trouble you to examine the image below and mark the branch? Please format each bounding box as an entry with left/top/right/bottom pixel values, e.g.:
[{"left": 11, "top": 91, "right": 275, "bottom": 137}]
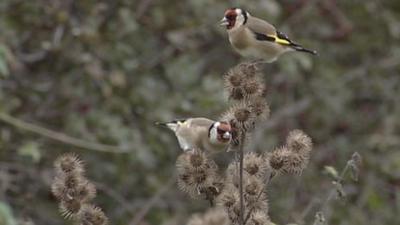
[{"left": 0, "top": 112, "right": 129, "bottom": 153}]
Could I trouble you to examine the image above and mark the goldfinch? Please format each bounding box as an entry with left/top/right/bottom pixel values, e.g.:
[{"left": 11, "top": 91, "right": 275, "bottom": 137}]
[
  {"left": 220, "top": 8, "right": 317, "bottom": 62},
  {"left": 157, "top": 118, "right": 232, "bottom": 152}
]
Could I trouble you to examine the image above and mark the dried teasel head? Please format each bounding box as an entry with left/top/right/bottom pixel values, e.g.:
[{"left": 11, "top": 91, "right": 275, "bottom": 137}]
[
  {"left": 286, "top": 129, "right": 312, "bottom": 156},
  {"left": 248, "top": 210, "right": 271, "bottom": 225},
  {"left": 54, "top": 153, "right": 84, "bottom": 176},
  {"left": 223, "top": 62, "right": 263, "bottom": 101},
  {"left": 221, "top": 101, "right": 256, "bottom": 133},
  {"left": 59, "top": 199, "right": 82, "bottom": 219},
  {"left": 267, "top": 146, "right": 309, "bottom": 175},
  {"left": 78, "top": 204, "right": 108, "bottom": 225},
  {"left": 243, "top": 176, "right": 268, "bottom": 211},
  {"left": 237, "top": 62, "right": 260, "bottom": 78},
  {"left": 248, "top": 97, "right": 270, "bottom": 122},
  {"left": 51, "top": 174, "right": 96, "bottom": 204},
  {"left": 216, "top": 184, "right": 240, "bottom": 210},
  {"left": 176, "top": 151, "right": 219, "bottom": 199},
  {"left": 176, "top": 151, "right": 218, "bottom": 175},
  {"left": 243, "top": 152, "right": 270, "bottom": 179}
]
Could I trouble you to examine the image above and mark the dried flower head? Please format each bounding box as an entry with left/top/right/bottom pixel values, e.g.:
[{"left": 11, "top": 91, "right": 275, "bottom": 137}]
[
  {"left": 217, "top": 185, "right": 240, "bottom": 209},
  {"left": 224, "top": 62, "right": 264, "bottom": 101},
  {"left": 52, "top": 174, "right": 96, "bottom": 204},
  {"left": 222, "top": 101, "right": 256, "bottom": 132},
  {"left": 176, "top": 152, "right": 219, "bottom": 199},
  {"left": 248, "top": 97, "right": 270, "bottom": 122},
  {"left": 244, "top": 176, "right": 267, "bottom": 208},
  {"left": 54, "top": 153, "right": 84, "bottom": 176},
  {"left": 78, "top": 204, "right": 108, "bottom": 225},
  {"left": 187, "top": 207, "right": 230, "bottom": 225},
  {"left": 243, "top": 152, "right": 270, "bottom": 179},
  {"left": 59, "top": 199, "right": 81, "bottom": 219},
  {"left": 248, "top": 210, "right": 271, "bottom": 225},
  {"left": 268, "top": 146, "right": 309, "bottom": 175},
  {"left": 176, "top": 151, "right": 218, "bottom": 174},
  {"left": 237, "top": 62, "right": 260, "bottom": 78},
  {"left": 286, "top": 129, "right": 313, "bottom": 155}
]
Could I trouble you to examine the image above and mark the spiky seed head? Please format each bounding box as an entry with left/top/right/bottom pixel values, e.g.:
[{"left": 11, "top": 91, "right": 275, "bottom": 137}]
[
  {"left": 243, "top": 80, "right": 260, "bottom": 94},
  {"left": 59, "top": 199, "right": 81, "bottom": 219},
  {"left": 243, "top": 152, "right": 270, "bottom": 179},
  {"left": 78, "top": 204, "right": 108, "bottom": 225},
  {"left": 216, "top": 185, "right": 239, "bottom": 209},
  {"left": 76, "top": 180, "right": 97, "bottom": 203},
  {"left": 222, "top": 101, "right": 256, "bottom": 133},
  {"left": 243, "top": 176, "right": 268, "bottom": 211},
  {"left": 176, "top": 152, "right": 218, "bottom": 199},
  {"left": 268, "top": 147, "right": 309, "bottom": 175},
  {"left": 176, "top": 151, "right": 217, "bottom": 173},
  {"left": 228, "top": 73, "right": 243, "bottom": 87},
  {"left": 230, "top": 87, "right": 245, "bottom": 100},
  {"left": 286, "top": 129, "right": 312, "bottom": 155},
  {"left": 248, "top": 210, "right": 271, "bottom": 225},
  {"left": 238, "top": 62, "right": 259, "bottom": 78},
  {"left": 54, "top": 153, "right": 84, "bottom": 175},
  {"left": 248, "top": 97, "right": 270, "bottom": 121}
]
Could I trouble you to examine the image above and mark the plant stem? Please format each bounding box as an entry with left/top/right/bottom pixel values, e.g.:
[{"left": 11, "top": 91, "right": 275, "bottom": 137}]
[{"left": 0, "top": 112, "right": 129, "bottom": 153}]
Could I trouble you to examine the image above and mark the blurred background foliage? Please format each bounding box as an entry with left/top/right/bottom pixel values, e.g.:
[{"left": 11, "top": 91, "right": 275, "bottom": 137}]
[{"left": 0, "top": 0, "right": 399, "bottom": 224}]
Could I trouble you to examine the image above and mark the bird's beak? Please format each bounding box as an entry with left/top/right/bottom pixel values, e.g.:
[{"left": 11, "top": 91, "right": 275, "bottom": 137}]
[
  {"left": 219, "top": 17, "right": 229, "bottom": 26},
  {"left": 223, "top": 131, "right": 231, "bottom": 139}
]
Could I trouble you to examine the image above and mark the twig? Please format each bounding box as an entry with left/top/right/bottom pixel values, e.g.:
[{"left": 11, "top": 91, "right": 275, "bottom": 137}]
[
  {"left": 0, "top": 112, "right": 129, "bottom": 153},
  {"left": 320, "top": 161, "right": 351, "bottom": 212},
  {"left": 128, "top": 177, "right": 175, "bottom": 225}
]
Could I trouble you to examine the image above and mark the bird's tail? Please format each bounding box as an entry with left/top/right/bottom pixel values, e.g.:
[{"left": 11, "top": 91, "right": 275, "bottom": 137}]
[
  {"left": 290, "top": 43, "right": 318, "bottom": 55},
  {"left": 155, "top": 119, "right": 186, "bottom": 132}
]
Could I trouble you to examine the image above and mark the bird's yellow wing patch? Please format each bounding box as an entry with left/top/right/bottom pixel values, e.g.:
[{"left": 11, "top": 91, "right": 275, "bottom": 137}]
[{"left": 267, "top": 34, "right": 291, "bottom": 45}]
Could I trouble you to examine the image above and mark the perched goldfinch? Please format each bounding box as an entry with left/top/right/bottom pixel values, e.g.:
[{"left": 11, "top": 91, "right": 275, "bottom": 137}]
[
  {"left": 220, "top": 8, "right": 317, "bottom": 62},
  {"left": 157, "top": 118, "right": 232, "bottom": 152}
]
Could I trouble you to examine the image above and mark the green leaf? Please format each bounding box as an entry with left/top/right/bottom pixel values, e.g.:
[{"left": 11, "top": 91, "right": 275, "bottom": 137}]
[
  {"left": 18, "top": 141, "right": 42, "bottom": 163},
  {"left": 324, "top": 166, "right": 339, "bottom": 179},
  {"left": 0, "top": 202, "right": 17, "bottom": 225}
]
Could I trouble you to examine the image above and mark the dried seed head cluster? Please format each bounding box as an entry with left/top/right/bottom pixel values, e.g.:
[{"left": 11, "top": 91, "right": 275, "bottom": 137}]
[
  {"left": 176, "top": 151, "right": 222, "bottom": 201},
  {"left": 51, "top": 153, "right": 108, "bottom": 225},
  {"left": 219, "top": 153, "right": 269, "bottom": 224},
  {"left": 177, "top": 62, "right": 315, "bottom": 225},
  {"left": 186, "top": 207, "right": 230, "bottom": 225},
  {"left": 222, "top": 62, "right": 270, "bottom": 148},
  {"left": 223, "top": 62, "right": 263, "bottom": 101},
  {"left": 267, "top": 130, "right": 313, "bottom": 175}
]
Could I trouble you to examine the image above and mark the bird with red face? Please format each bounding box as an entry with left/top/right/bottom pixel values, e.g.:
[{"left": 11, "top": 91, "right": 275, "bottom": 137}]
[
  {"left": 220, "top": 8, "right": 317, "bottom": 63},
  {"left": 157, "top": 118, "right": 232, "bottom": 153}
]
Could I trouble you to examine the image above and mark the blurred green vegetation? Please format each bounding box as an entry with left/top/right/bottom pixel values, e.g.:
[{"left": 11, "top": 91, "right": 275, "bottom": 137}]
[{"left": 0, "top": 0, "right": 399, "bottom": 225}]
